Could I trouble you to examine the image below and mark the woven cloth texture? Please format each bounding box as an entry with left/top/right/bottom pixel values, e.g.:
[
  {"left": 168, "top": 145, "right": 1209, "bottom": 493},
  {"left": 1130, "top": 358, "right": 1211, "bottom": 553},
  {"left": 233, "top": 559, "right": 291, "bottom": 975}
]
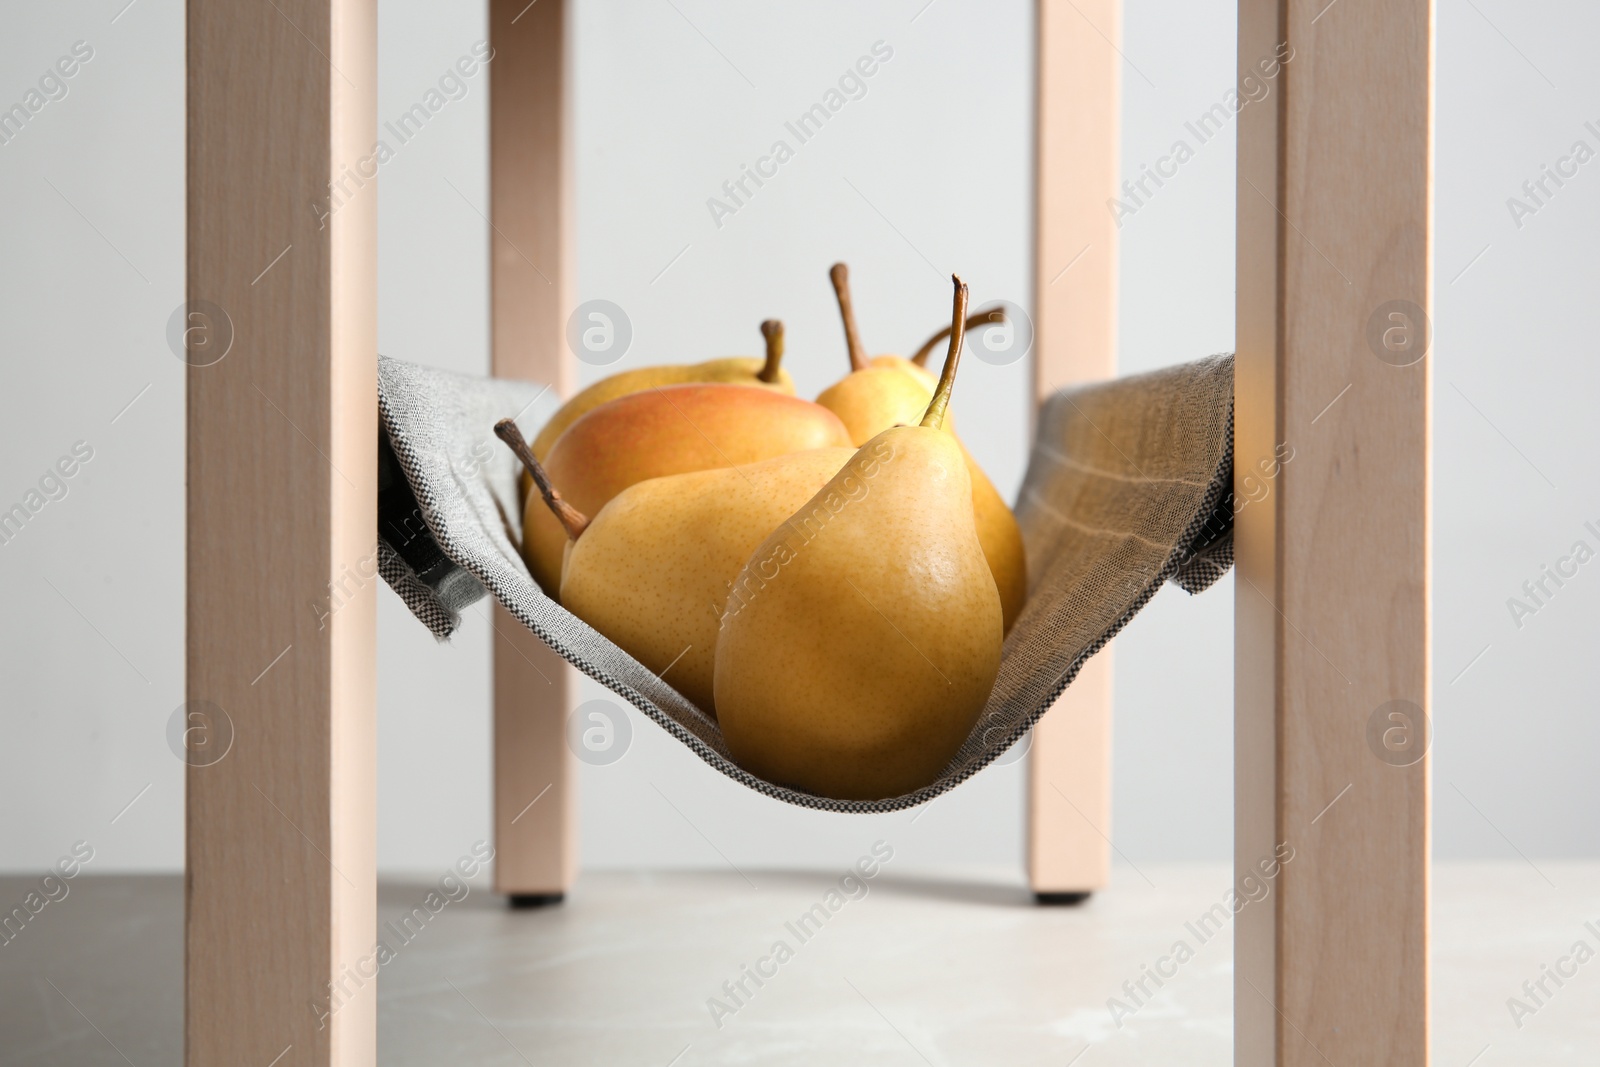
[{"left": 376, "top": 352, "right": 1235, "bottom": 813}]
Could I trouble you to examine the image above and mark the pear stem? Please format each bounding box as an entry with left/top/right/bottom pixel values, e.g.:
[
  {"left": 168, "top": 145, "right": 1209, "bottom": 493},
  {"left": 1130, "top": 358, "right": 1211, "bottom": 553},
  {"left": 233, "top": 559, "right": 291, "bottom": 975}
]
[
  {"left": 494, "top": 418, "right": 589, "bottom": 541},
  {"left": 909, "top": 307, "right": 1005, "bottom": 367},
  {"left": 920, "top": 275, "right": 968, "bottom": 431},
  {"left": 758, "top": 319, "right": 784, "bottom": 383},
  {"left": 829, "top": 262, "right": 869, "bottom": 372}
]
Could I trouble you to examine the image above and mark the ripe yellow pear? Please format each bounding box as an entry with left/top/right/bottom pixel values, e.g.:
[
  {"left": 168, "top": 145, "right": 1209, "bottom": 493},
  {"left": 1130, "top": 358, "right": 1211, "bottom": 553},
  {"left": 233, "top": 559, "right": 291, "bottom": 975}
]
[
  {"left": 521, "top": 382, "right": 851, "bottom": 597},
  {"left": 496, "top": 420, "right": 852, "bottom": 717},
  {"left": 815, "top": 263, "right": 1027, "bottom": 632},
  {"left": 529, "top": 319, "right": 795, "bottom": 460},
  {"left": 715, "top": 276, "right": 1003, "bottom": 800}
]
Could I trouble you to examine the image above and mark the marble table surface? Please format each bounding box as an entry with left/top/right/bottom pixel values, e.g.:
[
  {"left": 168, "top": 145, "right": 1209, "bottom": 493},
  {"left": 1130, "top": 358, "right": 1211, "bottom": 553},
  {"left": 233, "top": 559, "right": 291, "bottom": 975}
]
[{"left": 2, "top": 862, "right": 1596, "bottom": 1065}]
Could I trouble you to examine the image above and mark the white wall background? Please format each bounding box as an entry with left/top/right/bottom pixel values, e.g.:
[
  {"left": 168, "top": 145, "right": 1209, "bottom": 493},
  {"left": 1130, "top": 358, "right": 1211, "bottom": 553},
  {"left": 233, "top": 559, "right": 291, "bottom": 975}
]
[{"left": 1, "top": 0, "right": 1594, "bottom": 876}]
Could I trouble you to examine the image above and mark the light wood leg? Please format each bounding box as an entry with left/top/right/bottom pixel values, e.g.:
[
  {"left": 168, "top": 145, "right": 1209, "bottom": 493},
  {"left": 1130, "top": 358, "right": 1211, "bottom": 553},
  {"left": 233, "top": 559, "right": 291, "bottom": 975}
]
[
  {"left": 186, "top": 1, "right": 377, "bottom": 1064},
  {"left": 1027, "top": 0, "right": 1121, "bottom": 901},
  {"left": 488, "top": 0, "right": 579, "bottom": 903},
  {"left": 1235, "top": 1, "right": 1432, "bottom": 1063}
]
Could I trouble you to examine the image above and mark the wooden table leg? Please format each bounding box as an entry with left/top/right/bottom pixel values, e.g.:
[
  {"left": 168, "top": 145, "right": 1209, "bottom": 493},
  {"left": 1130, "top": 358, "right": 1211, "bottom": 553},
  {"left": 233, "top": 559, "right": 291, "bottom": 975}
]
[
  {"left": 488, "top": 0, "right": 579, "bottom": 904},
  {"left": 187, "top": 1, "right": 378, "bottom": 1063},
  {"left": 1027, "top": 0, "right": 1121, "bottom": 903},
  {"left": 1235, "top": 0, "right": 1432, "bottom": 1062}
]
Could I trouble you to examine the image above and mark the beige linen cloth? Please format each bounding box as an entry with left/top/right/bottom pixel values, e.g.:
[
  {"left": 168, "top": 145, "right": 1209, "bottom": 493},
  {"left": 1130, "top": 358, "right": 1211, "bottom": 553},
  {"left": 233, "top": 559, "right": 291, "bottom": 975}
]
[{"left": 376, "top": 352, "right": 1234, "bottom": 813}]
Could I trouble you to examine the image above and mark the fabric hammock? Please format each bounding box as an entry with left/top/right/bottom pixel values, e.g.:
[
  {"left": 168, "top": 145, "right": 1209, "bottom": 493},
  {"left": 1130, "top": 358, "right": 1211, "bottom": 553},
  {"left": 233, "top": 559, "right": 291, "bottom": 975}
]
[{"left": 376, "top": 352, "right": 1235, "bottom": 814}]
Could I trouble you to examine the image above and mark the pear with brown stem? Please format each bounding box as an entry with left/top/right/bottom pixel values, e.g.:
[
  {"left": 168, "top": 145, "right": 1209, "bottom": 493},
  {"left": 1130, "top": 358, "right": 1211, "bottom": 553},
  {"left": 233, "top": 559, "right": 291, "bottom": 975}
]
[
  {"left": 528, "top": 318, "right": 795, "bottom": 460},
  {"left": 715, "top": 275, "right": 1003, "bottom": 800},
  {"left": 815, "top": 263, "right": 1027, "bottom": 631}
]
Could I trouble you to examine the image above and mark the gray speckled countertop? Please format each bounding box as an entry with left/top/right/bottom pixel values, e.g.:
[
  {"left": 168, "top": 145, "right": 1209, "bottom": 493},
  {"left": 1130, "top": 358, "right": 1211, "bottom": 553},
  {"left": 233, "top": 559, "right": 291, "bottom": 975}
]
[{"left": 2, "top": 864, "right": 1596, "bottom": 1065}]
